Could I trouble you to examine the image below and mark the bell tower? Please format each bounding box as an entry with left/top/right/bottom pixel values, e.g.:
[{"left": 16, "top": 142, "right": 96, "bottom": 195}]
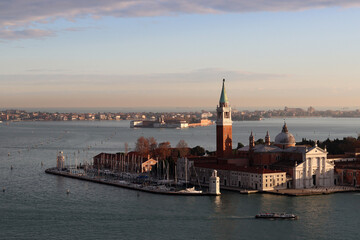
[
  {"left": 265, "top": 131, "right": 270, "bottom": 145},
  {"left": 249, "top": 131, "right": 255, "bottom": 150},
  {"left": 216, "top": 79, "right": 232, "bottom": 158}
]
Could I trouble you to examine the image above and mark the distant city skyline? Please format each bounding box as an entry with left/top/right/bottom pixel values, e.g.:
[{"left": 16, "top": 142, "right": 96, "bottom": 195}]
[{"left": 1, "top": 1, "right": 360, "bottom": 109}]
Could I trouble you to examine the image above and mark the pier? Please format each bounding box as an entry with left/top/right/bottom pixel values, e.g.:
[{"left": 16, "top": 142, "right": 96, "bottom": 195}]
[
  {"left": 45, "top": 168, "right": 219, "bottom": 196},
  {"left": 264, "top": 186, "right": 359, "bottom": 196},
  {"left": 208, "top": 185, "right": 359, "bottom": 196}
]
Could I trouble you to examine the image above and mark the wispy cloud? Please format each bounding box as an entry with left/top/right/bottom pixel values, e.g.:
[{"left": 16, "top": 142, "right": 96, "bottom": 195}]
[
  {"left": 0, "top": 29, "right": 54, "bottom": 40},
  {"left": 1, "top": 0, "right": 360, "bottom": 40},
  {"left": 0, "top": 68, "right": 285, "bottom": 86}
]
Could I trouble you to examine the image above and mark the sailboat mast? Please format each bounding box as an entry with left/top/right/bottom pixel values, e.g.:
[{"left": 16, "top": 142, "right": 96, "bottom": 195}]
[
  {"left": 175, "top": 165, "right": 177, "bottom": 185},
  {"left": 185, "top": 158, "right": 187, "bottom": 188}
]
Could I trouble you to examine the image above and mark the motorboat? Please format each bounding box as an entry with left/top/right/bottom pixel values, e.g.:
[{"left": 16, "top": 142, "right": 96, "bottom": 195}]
[
  {"left": 178, "top": 187, "right": 202, "bottom": 194},
  {"left": 255, "top": 213, "right": 298, "bottom": 219}
]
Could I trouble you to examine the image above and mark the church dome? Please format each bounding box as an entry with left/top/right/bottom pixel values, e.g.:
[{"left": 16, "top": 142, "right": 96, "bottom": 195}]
[{"left": 274, "top": 123, "right": 295, "bottom": 147}]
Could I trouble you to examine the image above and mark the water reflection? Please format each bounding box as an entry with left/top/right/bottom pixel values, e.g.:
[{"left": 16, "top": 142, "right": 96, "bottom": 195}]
[{"left": 213, "top": 195, "right": 222, "bottom": 212}]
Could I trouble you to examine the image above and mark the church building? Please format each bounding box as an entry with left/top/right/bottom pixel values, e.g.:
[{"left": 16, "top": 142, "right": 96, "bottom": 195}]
[
  {"left": 184, "top": 79, "right": 335, "bottom": 190},
  {"left": 238, "top": 123, "right": 335, "bottom": 188}
]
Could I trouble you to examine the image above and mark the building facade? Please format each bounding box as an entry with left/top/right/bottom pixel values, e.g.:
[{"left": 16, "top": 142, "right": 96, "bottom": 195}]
[
  {"left": 292, "top": 146, "right": 334, "bottom": 188},
  {"left": 238, "top": 124, "right": 335, "bottom": 189},
  {"left": 176, "top": 158, "right": 287, "bottom": 191}
]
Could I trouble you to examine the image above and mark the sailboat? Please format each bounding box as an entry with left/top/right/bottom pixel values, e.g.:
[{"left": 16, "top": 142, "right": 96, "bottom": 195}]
[{"left": 180, "top": 158, "right": 202, "bottom": 193}]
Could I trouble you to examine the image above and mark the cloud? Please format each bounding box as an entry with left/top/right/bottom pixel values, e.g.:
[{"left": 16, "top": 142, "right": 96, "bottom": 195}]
[
  {"left": 1, "top": 0, "right": 360, "bottom": 40},
  {"left": 0, "top": 28, "right": 54, "bottom": 40},
  {"left": 0, "top": 68, "right": 285, "bottom": 87}
]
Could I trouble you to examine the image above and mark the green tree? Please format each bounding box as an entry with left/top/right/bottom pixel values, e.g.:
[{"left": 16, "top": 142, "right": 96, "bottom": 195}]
[
  {"left": 190, "top": 146, "right": 205, "bottom": 156},
  {"left": 237, "top": 142, "right": 244, "bottom": 149},
  {"left": 255, "top": 138, "right": 264, "bottom": 145}
]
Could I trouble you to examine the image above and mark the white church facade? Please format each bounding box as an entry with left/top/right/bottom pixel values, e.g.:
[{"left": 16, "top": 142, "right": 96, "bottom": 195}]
[{"left": 292, "top": 146, "right": 335, "bottom": 189}]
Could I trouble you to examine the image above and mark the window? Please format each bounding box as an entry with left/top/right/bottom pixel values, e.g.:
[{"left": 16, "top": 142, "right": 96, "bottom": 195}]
[{"left": 225, "top": 112, "right": 230, "bottom": 118}]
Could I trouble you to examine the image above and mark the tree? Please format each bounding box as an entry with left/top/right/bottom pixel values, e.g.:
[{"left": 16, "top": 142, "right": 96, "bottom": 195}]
[
  {"left": 148, "top": 137, "right": 157, "bottom": 151},
  {"left": 237, "top": 142, "right": 244, "bottom": 149},
  {"left": 158, "top": 142, "right": 171, "bottom": 160},
  {"left": 296, "top": 138, "right": 315, "bottom": 147},
  {"left": 255, "top": 138, "right": 264, "bottom": 145},
  {"left": 176, "top": 140, "right": 189, "bottom": 157},
  {"left": 135, "top": 136, "right": 149, "bottom": 156},
  {"left": 190, "top": 146, "right": 205, "bottom": 156}
]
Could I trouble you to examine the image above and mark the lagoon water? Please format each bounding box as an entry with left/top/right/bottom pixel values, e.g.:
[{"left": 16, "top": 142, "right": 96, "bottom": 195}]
[{"left": 1, "top": 118, "right": 360, "bottom": 240}]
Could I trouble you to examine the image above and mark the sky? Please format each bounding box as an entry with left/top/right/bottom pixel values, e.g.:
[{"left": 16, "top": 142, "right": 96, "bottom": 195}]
[{"left": 1, "top": 1, "right": 360, "bottom": 110}]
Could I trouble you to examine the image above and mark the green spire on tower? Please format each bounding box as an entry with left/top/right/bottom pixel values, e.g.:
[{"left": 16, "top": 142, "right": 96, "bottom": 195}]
[{"left": 219, "top": 79, "right": 228, "bottom": 104}]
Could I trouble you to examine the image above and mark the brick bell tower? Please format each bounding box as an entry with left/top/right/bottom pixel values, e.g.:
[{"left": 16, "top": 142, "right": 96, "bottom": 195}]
[{"left": 216, "top": 79, "right": 233, "bottom": 158}]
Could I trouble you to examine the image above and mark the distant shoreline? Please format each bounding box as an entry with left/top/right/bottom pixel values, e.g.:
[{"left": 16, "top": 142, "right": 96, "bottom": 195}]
[{"left": 4, "top": 116, "right": 360, "bottom": 123}]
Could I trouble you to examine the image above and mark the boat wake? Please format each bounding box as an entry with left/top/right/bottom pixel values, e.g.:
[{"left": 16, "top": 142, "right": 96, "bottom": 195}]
[{"left": 209, "top": 215, "right": 254, "bottom": 220}]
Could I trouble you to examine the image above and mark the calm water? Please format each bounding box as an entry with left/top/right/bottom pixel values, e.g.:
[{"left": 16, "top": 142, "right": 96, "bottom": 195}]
[{"left": 1, "top": 118, "right": 360, "bottom": 240}]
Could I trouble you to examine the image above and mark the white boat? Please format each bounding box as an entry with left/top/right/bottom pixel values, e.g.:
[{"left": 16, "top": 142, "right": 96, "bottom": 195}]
[{"left": 178, "top": 187, "right": 202, "bottom": 194}]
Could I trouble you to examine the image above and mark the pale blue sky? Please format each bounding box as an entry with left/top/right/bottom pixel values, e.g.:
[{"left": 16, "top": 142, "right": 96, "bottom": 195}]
[{"left": 1, "top": 1, "right": 360, "bottom": 109}]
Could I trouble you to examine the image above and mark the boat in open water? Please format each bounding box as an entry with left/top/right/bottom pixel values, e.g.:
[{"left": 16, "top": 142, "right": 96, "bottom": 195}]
[{"left": 255, "top": 213, "right": 298, "bottom": 220}]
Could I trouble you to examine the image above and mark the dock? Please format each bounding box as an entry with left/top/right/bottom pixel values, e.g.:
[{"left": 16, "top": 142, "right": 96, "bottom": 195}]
[
  {"left": 45, "top": 168, "right": 218, "bottom": 196},
  {"left": 264, "top": 186, "right": 359, "bottom": 196},
  {"left": 207, "top": 184, "right": 358, "bottom": 196}
]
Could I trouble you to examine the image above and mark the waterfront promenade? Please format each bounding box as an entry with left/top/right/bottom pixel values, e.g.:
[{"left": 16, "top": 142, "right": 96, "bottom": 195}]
[
  {"left": 221, "top": 185, "right": 359, "bottom": 196},
  {"left": 266, "top": 186, "right": 359, "bottom": 196}
]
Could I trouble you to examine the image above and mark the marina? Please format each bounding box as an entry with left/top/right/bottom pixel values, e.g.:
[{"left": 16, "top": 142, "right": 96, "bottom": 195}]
[{"left": 45, "top": 167, "right": 218, "bottom": 196}]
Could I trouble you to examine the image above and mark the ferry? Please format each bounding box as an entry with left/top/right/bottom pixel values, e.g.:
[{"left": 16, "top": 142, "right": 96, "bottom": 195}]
[{"left": 255, "top": 213, "right": 298, "bottom": 220}]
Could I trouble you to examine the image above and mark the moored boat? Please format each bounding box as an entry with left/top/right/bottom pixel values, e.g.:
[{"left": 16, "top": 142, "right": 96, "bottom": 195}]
[
  {"left": 255, "top": 213, "right": 298, "bottom": 219},
  {"left": 178, "top": 187, "right": 203, "bottom": 194}
]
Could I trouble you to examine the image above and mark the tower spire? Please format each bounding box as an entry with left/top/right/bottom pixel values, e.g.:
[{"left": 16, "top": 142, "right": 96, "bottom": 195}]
[
  {"left": 219, "top": 79, "right": 228, "bottom": 107},
  {"left": 249, "top": 131, "right": 255, "bottom": 149}
]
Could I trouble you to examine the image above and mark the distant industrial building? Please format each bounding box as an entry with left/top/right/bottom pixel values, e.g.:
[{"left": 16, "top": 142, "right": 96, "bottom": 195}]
[{"left": 130, "top": 116, "right": 213, "bottom": 129}]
